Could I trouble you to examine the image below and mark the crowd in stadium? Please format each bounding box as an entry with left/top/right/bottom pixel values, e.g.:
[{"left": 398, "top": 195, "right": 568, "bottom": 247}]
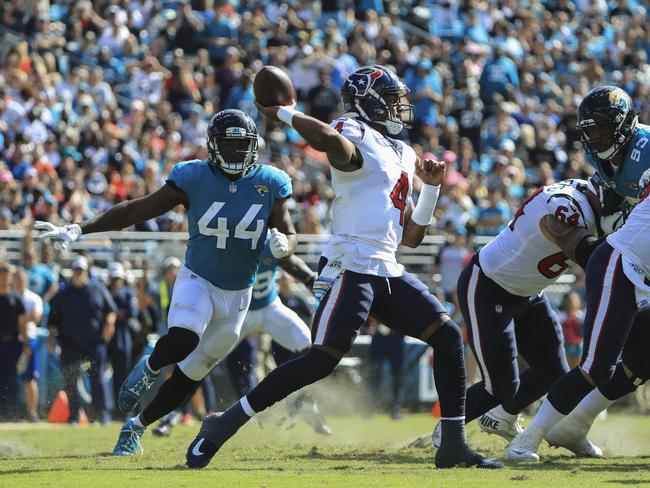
[{"left": 0, "top": 0, "right": 649, "bottom": 422}]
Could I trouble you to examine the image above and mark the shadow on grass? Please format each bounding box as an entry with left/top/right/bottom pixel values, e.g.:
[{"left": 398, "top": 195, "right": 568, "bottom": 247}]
[{"left": 605, "top": 481, "right": 650, "bottom": 485}]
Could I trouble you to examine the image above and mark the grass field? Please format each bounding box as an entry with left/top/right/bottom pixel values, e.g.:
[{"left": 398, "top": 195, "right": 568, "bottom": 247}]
[{"left": 1, "top": 412, "right": 649, "bottom": 487}]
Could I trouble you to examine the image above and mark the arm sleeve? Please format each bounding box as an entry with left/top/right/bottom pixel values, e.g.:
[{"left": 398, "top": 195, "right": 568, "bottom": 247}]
[{"left": 330, "top": 117, "right": 365, "bottom": 145}]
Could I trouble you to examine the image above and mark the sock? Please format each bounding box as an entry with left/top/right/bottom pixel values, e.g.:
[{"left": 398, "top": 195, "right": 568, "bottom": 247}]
[
  {"left": 501, "top": 368, "right": 552, "bottom": 416},
  {"left": 599, "top": 362, "right": 639, "bottom": 400},
  {"left": 440, "top": 419, "right": 465, "bottom": 447},
  {"left": 428, "top": 322, "right": 466, "bottom": 419},
  {"left": 140, "top": 366, "right": 200, "bottom": 426},
  {"left": 131, "top": 415, "right": 145, "bottom": 428},
  {"left": 465, "top": 381, "right": 500, "bottom": 423},
  {"left": 546, "top": 367, "right": 594, "bottom": 415},
  {"left": 574, "top": 388, "right": 613, "bottom": 420},
  {"left": 148, "top": 328, "right": 200, "bottom": 372},
  {"left": 493, "top": 405, "right": 516, "bottom": 422},
  {"left": 531, "top": 400, "right": 565, "bottom": 434},
  {"left": 200, "top": 400, "right": 250, "bottom": 445},
  {"left": 246, "top": 347, "right": 339, "bottom": 413}
]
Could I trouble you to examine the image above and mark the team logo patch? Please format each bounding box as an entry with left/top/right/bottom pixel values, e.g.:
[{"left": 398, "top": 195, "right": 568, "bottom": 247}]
[
  {"left": 229, "top": 182, "right": 237, "bottom": 193},
  {"left": 608, "top": 88, "right": 629, "bottom": 111},
  {"left": 495, "top": 304, "right": 503, "bottom": 313},
  {"left": 255, "top": 184, "right": 269, "bottom": 196},
  {"left": 627, "top": 181, "right": 639, "bottom": 191},
  {"left": 346, "top": 66, "right": 383, "bottom": 96}
]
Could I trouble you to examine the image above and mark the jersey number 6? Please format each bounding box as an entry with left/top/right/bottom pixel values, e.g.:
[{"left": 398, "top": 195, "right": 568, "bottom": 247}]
[{"left": 198, "top": 202, "right": 264, "bottom": 250}]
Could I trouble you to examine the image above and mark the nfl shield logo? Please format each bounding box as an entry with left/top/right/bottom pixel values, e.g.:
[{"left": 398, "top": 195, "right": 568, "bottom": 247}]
[
  {"left": 229, "top": 182, "right": 237, "bottom": 193},
  {"left": 495, "top": 304, "right": 502, "bottom": 313}
]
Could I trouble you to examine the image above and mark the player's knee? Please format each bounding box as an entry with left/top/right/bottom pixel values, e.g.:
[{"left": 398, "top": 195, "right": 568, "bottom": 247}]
[
  {"left": 425, "top": 319, "right": 463, "bottom": 350},
  {"left": 587, "top": 365, "right": 616, "bottom": 388},
  {"left": 303, "top": 347, "right": 340, "bottom": 382}
]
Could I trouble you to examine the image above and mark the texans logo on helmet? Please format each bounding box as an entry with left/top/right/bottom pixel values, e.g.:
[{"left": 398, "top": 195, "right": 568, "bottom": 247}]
[{"left": 346, "top": 67, "right": 383, "bottom": 96}]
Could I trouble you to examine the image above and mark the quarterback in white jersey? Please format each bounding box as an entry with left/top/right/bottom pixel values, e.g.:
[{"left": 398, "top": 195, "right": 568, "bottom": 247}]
[
  {"left": 186, "top": 65, "right": 502, "bottom": 470},
  {"left": 453, "top": 177, "right": 617, "bottom": 459}
]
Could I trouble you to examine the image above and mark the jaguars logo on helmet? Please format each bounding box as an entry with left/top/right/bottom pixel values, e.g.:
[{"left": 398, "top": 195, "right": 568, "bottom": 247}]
[
  {"left": 341, "top": 65, "right": 414, "bottom": 136},
  {"left": 206, "top": 109, "right": 259, "bottom": 175},
  {"left": 577, "top": 86, "right": 638, "bottom": 161}
]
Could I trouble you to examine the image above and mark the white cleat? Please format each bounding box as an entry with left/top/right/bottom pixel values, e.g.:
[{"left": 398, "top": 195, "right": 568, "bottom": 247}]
[
  {"left": 504, "top": 427, "right": 543, "bottom": 462},
  {"left": 545, "top": 412, "right": 603, "bottom": 458},
  {"left": 478, "top": 408, "right": 524, "bottom": 442}
]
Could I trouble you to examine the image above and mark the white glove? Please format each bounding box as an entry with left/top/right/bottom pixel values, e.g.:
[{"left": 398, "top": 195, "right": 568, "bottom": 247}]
[
  {"left": 269, "top": 228, "right": 290, "bottom": 259},
  {"left": 34, "top": 221, "right": 82, "bottom": 249},
  {"left": 600, "top": 211, "right": 625, "bottom": 235}
]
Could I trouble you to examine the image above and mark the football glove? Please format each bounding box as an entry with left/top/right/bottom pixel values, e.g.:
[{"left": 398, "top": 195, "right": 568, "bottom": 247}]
[
  {"left": 34, "top": 221, "right": 82, "bottom": 249},
  {"left": 269, "top": 228, "right": 290, "bottom": 259}
]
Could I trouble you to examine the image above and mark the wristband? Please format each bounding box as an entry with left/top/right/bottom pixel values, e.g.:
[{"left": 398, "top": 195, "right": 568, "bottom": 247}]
[
  {"left": 277, "top": 106, "right": 300, "bottom": 127},
  {"left": 411, "top": 184, "right": 440, "bottom": 226}
]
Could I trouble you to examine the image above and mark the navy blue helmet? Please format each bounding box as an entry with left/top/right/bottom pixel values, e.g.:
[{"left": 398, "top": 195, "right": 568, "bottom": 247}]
[
  {"left": 206, "top": 109, "right": 258, "bottom": 175},
  {"left": 341, "top": 65, "right": 414, "bottom": 135},
  {"left": 577, "top": 86, "right": 638, "bottom": 161}
]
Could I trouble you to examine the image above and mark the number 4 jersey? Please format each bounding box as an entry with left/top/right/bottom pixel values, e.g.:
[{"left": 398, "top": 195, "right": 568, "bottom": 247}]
[
  {"left": 325, "top": 117, "right": 417, "bottom": 277},
  {"left": 479, "top": 180, "right": 598, "bottom": 297},
  {"left": 167, "top": 160, "right": 291, "bottom": 290}
]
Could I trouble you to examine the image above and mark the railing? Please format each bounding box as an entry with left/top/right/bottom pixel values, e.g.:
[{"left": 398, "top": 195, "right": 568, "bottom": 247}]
[{"left": 0, "top": 230, "right": 577, "bottom": 301}]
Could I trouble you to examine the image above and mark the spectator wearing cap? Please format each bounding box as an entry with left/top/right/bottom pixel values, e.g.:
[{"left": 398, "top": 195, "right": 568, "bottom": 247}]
[
  {"left": 12, "top": 267, "right": 43, "bottom": 421},
  {"left": 0, "top": 262, "right": 27, "bottom": 420},
  {"left": 158, "top": 256, "right": 181, "bottom": 332},
  {"left": 106, "top": 262, "right": 138, "bottom": 418},
  {"left": 48, "top": 256, "right": 116, "bottom": 423}
]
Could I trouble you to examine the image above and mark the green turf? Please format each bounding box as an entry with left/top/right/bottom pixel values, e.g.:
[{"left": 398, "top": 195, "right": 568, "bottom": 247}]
[{"left": 1, "top": 412, "right": 649, "bottom": 487}]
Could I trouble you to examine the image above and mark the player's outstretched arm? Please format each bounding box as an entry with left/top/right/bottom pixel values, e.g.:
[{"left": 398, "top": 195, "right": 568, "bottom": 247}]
[
  {"left": 255, "top": 101, "right": 361, "bottom": 172},
  {"left": 402, "top": 159, "right": 445, "bottom": 248},
  {"left": 539, "top": 215, "right": 601, "bottom": 269},
  {"left": 35, "top": 183, "right": 187, "bottom": 247},
  {"left": 268, "top": 198, "right": 298, "bottom": 259},
  {"left": 279, "top": 254, "right": 318, "bottom": 289}
]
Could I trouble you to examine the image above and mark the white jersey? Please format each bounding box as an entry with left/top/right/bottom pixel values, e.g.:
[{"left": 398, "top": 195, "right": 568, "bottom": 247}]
[
  {"left": 607, "top": 194, "right": 650, "bottom": 288},
  {"left": 479, "top": 180, "right": 598, "bottom": 297},
  {"left": 323, "top": 117, "right": 417, "bottom": 277}
]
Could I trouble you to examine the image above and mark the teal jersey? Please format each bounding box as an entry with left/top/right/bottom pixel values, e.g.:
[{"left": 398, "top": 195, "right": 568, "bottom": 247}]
[
  {"left": 249, "top": 233, "right": 279, "bottom": 310},
  {"left": 167, "top": 160, "right": 292, "bottom": 290},
  {"left": 586, "top": 123, "right": 650, "bottom": 201}
]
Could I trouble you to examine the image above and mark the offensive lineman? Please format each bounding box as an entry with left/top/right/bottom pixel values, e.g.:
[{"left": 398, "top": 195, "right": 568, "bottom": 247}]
[
  {"left": 506, "top": 87, "right": 650, "bottom": 461},
  {"left": 185, "top": 65, "right": 502, "bottom": 470},
  {"left": 35, "top": 109, "right": 297, "bottom": 455},
  {"left": 433, "top": 176, "right": 622, "bottom": 458}
]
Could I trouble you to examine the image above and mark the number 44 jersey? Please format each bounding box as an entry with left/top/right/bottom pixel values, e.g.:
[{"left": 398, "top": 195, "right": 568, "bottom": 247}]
[
  {"left": 479, "top": 180, "right": 598, "bottom": 297},
  {"left": 325, "top": 117, "right": 417, "bottom": 277},
  {"left": 167, "top": 160, "right": 292, "bottom": 290}
]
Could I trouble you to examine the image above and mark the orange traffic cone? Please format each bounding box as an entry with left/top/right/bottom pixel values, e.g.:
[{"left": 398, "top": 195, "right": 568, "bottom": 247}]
[
  {"left": 431, "top": 401, "right": 441, "bottom": 418},
  {"left": 48, "top": 390, "right": 70, "bottom": 423}
]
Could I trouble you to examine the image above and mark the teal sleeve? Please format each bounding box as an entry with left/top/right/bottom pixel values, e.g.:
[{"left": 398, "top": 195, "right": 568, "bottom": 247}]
[
  {"left": 276, "top": 170, "right": 292, "bottom": 200},
  {"left": 167, "top": 162, "right": 194, "bottom": 194}
]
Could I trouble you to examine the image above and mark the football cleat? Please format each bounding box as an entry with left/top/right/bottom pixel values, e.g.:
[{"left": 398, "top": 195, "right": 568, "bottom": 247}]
[
  {"left": 546, "top": 415, "right": 603, "bottom": 458},
  {"left": 118, "top": 355, "right": 159, "bottom": 414},
  {"left": 112, "top": 418, "right": 145, "bottom": 456},
  {"left": 435, "top": 444, "right": 504, "bottom": 469},
  {"left": 186, "top": 436, "right": 220, "bottom": 469},
  {"left": 504, "top": 426, "right": 544, "bottom": 462},
  {"left": 432, "top": 420, "right": 442, "bottom": 449},
  {"left": 478, "top": 408, "right": 524, "bottom": 442}
]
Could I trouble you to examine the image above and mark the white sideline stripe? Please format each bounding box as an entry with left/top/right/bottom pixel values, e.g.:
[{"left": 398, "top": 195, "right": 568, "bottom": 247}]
[
  {"left": 314, "top": 277, "right": 344, "bottom": 345},
  {"left": 583, "top": 250, "right": 620, "bottom": 373},
  {"left": 240, "top": 396, "right": 256, "bottom": 417},
  {"left": 467, "top": 265, "right": 492, "bottom": 395}
]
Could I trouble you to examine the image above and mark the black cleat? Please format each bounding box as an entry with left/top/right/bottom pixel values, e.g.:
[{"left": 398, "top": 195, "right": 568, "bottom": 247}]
[
  {"left": 435, "top": 444, "right": 504, "bottom": 469},
  {"left": 186, "top": 436, "right": 220, "bottom": 469},
  {"left": 152, "top": 422, "right": 172, "bottom": 437}
]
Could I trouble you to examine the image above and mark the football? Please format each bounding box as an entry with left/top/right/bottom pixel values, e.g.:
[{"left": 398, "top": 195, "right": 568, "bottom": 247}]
[{"left": 253, "top": 65, "right": 296, "bottom": 107}]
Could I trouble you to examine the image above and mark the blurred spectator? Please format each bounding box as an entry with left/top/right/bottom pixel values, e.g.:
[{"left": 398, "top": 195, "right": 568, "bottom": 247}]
[
  {"left": 48, "top": 256, "right": 116, "bottom": 423},
  {"left": 306, "top": 68, "right": 340, "bottom": 122},
  {"left": 475, "top": 188, "right": 512, "bottom": 236},
  {"left": 158, "top": 256, "right": 181, "bottom": 331},
  {"left": 434, "top": 227, "right": 470, "bottom": 304},
  {"left": 559, "top": 292, "right": 585, "bottom": 369},
  {"left": 0, "top": 262, "right": 26, "bottom": 420},
  {"left": 106, "top": 262, "right": 138, "bottom": 419},
  {"left": 12, "top": 267, "right": 42, "bottom": 422},
  {"left": 134, "top": 275, "right": 160, "bottom": 359},
  {"left": 367, "top": 320, "right": 405, "bottom": 420}
]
